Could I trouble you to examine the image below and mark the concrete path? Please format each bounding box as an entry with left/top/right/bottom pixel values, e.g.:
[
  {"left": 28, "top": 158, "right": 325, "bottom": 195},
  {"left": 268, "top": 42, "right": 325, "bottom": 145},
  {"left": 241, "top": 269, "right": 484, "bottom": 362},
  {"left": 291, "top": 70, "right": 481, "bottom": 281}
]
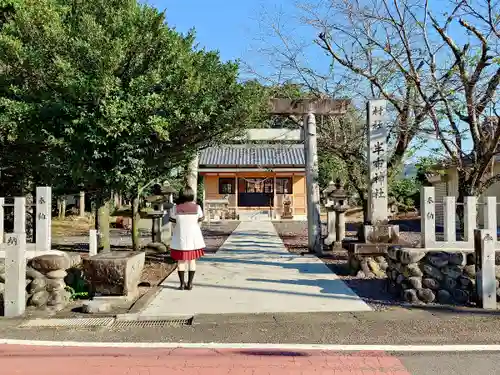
[{"left": 141, "top": 221, "right": 370, "bottom": 316}]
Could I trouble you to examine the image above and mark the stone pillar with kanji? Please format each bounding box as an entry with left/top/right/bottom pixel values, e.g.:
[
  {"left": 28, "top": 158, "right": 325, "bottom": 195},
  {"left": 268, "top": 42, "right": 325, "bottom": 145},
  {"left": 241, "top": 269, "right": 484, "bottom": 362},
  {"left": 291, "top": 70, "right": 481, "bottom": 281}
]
[
  {"left": 367, "top": 100, "right": 388, "bottom": 224},
  {"left": 363, "top": 100, "right": 399, "bottom": 244}
]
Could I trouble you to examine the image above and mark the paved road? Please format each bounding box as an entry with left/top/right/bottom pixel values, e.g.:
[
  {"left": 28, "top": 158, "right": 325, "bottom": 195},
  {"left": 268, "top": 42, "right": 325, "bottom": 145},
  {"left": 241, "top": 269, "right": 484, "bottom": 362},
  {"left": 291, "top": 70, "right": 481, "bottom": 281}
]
[
  {"left": 3, "top": 308, "right": 500, "bottom": 345},
  {"left": 0, "top": 345, "right": 410, "bottom": 374},
  {"left": 2, "top": 308, "right": 500, "bottom": 374},
  {"left": 399, "top": 352, "right": 500, "bottom": 375},
  {"left": 3, "top": 344, "right": 500, "bottom": 374}
]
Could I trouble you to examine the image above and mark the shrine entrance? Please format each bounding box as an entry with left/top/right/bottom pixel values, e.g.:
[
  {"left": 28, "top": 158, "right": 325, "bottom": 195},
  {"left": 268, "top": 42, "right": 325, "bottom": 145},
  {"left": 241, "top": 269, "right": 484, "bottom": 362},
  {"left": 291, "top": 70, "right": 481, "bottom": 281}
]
[{"left": 237, "top": 177, "right": 274, "bottom": 208}]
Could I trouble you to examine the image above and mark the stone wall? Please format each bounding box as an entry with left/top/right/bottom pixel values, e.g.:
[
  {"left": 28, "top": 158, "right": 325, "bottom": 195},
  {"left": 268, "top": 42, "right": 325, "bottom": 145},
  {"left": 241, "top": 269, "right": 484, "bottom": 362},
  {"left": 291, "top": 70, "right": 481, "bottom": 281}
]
[
  {"left": 385, "top": 246, "right": 499, "bottom": 305},
  {"left": 0, "top": 253, "right": 82, "bottom": 313},
  {"left": 348, "top": 253, "right": 388, "bottom": 278}
]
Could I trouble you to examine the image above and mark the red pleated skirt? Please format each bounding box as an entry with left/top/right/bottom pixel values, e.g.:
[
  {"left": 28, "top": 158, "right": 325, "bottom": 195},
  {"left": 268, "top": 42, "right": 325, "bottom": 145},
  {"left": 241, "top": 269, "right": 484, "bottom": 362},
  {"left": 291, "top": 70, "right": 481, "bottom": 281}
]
[{"left": 170, "top": 249, "right": 205, "bottom": 261}]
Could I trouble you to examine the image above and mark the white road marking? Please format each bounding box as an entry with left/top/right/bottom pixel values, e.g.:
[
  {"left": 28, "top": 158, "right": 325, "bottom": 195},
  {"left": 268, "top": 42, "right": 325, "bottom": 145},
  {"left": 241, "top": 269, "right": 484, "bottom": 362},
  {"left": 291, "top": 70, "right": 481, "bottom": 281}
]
[{"left": 1, "top": 339, "right": 500, "bottom": 352}]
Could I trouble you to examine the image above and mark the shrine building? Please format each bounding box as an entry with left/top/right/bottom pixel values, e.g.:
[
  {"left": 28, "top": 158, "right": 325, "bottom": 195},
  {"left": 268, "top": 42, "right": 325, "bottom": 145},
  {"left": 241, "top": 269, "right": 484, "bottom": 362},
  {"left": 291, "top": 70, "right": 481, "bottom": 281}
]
[{"left": 198, "top": 128, "right": 307, "bottom": 221}]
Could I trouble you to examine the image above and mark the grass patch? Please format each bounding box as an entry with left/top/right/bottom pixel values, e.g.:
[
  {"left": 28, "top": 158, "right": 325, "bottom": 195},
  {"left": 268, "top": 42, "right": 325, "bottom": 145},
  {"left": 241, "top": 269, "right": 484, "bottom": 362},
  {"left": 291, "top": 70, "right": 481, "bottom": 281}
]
[{"left": 52, "top": 217, "right": 93, "bottom": 237}]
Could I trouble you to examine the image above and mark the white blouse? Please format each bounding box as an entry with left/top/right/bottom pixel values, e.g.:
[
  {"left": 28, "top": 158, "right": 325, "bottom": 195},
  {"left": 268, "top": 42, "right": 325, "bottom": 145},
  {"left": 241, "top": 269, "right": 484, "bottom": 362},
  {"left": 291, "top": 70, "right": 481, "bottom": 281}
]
[{"left": 169, "top": 203, "right": 206, "bottom": 251}]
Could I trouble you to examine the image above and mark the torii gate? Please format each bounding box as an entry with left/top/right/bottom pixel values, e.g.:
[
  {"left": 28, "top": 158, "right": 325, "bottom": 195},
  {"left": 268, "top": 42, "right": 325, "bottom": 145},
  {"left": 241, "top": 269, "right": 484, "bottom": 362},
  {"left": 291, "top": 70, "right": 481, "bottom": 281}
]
[{"left": 269, "top": 98, "right": 350, "bottom": 254}]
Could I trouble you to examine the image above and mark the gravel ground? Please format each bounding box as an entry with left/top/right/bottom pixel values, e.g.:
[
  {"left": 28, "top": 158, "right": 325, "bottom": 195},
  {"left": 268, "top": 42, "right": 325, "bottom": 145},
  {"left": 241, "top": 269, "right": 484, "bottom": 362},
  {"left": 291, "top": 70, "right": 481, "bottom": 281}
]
[
  {"left": 201, "top": 221, "right": 241, "bottom": 253},
  {"left": 50, "top": 222, "right": 240, "bottom": 283},
  {"left": 37, "top": 222, "right": 241, "bottom": 317},
  {"left": 51, "top": 222, "right": 240, "bottom": 252},
  {"left": 273, "top": 221, "right": 422, "bottom": 311}
]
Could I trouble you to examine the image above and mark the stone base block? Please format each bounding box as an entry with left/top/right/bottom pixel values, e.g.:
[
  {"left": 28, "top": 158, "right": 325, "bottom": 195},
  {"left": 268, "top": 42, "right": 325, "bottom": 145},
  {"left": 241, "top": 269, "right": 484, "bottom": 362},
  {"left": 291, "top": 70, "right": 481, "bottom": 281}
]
[
  {"left": 82, "top": 251, "right": 145, "bottom": 297},
  {"left": 347, "top": 243, "right": 390, "bottom": 256},
  {"left": 363, "top": 224, "right": 400, "bottom": 244},
  {"left": 347, "top": 243, "right": 391, "bottom": 277}
]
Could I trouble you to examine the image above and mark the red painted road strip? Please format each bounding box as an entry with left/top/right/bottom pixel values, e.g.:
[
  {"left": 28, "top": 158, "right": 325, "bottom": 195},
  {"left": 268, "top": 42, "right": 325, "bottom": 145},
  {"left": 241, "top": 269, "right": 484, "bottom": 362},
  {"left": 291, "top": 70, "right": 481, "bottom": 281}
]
[{"left": 0, "top": 345, "right": 412, "bottom": 374}]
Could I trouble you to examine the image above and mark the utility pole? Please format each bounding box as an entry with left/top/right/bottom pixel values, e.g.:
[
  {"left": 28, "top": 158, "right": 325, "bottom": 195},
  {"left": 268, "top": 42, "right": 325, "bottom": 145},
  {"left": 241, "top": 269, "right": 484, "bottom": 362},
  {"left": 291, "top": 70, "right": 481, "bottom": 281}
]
[{"left": 269, "top": 98, "right": 350, "bottom": 254}]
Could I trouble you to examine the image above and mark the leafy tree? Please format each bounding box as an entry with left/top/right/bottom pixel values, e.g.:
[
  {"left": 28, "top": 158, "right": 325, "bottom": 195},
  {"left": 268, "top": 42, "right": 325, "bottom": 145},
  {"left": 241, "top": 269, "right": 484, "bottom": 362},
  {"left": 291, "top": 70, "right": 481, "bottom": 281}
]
[
  {"left": 312, "top": 0, "right": 500, "bottom": 208},
  {"left": 389, "top": 178, "right": 419, "bottom": 213},
  {"left": 0, "top": 0, "right": 263, "bottom": 251}
]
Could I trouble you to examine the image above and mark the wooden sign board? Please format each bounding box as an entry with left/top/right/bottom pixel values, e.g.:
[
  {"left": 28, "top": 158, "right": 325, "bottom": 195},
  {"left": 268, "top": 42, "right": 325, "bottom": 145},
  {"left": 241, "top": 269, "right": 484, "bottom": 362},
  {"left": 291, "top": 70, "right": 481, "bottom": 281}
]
[{"left": 269, "top": 98, "right": 350, "bottom": 115}]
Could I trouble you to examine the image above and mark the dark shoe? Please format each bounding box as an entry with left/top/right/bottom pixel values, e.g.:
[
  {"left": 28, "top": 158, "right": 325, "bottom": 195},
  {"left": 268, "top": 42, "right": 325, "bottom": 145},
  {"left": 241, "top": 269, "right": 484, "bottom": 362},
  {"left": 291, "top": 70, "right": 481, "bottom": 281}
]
[
  {"left": 186, "top": 271, "right": 195, "bottom": 290},
  {"left": 178, "top": 271, "right": 186, "bottom": 290}
]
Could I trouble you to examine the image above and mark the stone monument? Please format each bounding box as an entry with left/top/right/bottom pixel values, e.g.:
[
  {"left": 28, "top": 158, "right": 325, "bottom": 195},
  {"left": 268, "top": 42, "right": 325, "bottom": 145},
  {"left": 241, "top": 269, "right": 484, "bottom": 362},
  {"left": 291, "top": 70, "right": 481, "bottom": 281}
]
[
  {"left": 347, "top": 100, "right": 400, "bottom": 267},
  {"left": 363, "top": 100, "right": 399, "bottom": 244}
]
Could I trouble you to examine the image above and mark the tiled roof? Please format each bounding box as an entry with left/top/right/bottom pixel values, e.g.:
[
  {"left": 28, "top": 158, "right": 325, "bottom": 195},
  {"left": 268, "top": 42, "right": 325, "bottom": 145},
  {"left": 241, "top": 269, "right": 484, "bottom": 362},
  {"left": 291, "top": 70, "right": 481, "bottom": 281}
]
[{"left": 199, "top": 144, "right": 305, "bottom": 167}]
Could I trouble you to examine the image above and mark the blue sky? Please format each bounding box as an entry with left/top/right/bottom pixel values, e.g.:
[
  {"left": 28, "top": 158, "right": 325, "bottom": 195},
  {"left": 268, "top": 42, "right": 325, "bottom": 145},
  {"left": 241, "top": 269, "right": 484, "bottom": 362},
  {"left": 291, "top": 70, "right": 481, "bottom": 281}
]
[
  {"left": 148, "top": 1, "right": 266, "bottom": 64},
  {"left": 147, "top": 1, "right": 480, "bottom": 161},
  {"left": 147, "top": 0, "right": 326, "bottom": 81}
]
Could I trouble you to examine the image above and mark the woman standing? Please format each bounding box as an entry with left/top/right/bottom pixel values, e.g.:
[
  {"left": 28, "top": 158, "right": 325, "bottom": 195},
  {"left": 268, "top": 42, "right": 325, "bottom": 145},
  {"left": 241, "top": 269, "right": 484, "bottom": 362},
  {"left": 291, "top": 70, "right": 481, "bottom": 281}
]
[{"left": 169, "top": 187, "right": 205, "bottom": 290}]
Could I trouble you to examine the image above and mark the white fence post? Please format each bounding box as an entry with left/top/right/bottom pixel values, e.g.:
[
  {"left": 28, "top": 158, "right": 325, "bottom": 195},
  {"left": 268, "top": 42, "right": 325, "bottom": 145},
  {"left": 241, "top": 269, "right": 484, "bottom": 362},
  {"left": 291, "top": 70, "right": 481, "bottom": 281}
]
[
  {"left": 422, "top": 190, "right": 497, "bottom": 252},
  {"left": 484, "top": 196, "right": 497, "bottom": 234},
  {"left": 443, "top": 196, "right": 456, "bottom": 242},
  {"left": 36, "top": 186, "right": 52, "bottom": 252},
  {"left": 0, "top": 197, "right": 4, "bottom": 243},
  {"left": 4, "top": 198, "right": 27, "bottom": 317},
  {"left": 474, "top": 228, "right": 496, "bottom": 309},
  {"left": 464, "top": 196, "right": 477, "bottom": 245},
  {"left": 421, "top": 187, "right": 436, "bottom": 248},
  {"left": 14, "top": 197, "right": 26, "bottom": 234},
  {"left": 89, "top": 229, "right": 98, "bottom": 257}
]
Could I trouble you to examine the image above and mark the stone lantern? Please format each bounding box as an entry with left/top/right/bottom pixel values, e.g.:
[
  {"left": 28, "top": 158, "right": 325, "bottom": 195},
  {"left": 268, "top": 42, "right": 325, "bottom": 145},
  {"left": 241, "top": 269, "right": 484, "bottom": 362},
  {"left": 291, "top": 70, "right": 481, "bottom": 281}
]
[
  {"left": 322, "top": 179, "right": 349, "bottom": 248},
  {"left": 144, "top": 184, "right": 175, "bottom": 244}
]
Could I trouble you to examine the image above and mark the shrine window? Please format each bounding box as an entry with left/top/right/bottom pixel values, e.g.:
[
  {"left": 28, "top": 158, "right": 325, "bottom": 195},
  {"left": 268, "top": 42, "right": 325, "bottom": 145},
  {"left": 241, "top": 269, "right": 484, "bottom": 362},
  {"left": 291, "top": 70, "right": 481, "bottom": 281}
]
[
  {"left": 219, "top": 178, "right": 235, "bottom": 194},
  {"left": 276, "top": 178, "right": 293, "bottom": 194},
  {"left": 243, "top": 178, "right": 273, "bottom": 193}
]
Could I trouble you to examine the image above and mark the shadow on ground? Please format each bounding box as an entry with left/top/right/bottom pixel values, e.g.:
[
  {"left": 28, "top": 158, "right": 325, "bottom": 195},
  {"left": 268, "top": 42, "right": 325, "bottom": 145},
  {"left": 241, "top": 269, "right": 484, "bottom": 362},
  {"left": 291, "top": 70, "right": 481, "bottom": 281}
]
[{"left": 200, "top": 255, "right": 335, "bottom": 275}]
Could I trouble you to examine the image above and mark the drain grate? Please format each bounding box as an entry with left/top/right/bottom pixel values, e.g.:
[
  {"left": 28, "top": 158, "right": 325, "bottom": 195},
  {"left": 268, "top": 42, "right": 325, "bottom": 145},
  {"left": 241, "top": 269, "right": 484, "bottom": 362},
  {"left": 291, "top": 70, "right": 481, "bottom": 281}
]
[
  {"left": 111, "top": 318, "right": 193, "bottom": 329},
  {"left": 19, "top": 317, "right": 115, "bottom": 329}
]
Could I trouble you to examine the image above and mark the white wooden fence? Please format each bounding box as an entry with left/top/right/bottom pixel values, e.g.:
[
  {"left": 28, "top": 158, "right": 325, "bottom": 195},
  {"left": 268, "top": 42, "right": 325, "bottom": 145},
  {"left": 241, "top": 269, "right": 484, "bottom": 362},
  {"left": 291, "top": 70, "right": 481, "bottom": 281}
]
[
  {"left": 0, "top": 187, "right": 52, "bottom": 253},
  {"left": 421, "top": 186, "right": 498, "bottom": 251}
]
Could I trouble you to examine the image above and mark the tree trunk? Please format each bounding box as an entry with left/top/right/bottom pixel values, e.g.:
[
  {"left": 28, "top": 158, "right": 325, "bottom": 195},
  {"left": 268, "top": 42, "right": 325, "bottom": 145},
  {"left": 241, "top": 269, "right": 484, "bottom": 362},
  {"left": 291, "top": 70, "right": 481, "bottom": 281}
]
[
  {"left": 131, "top": 196, "right": 141, "bottom": 251},
  {"left": 95, "top": 196, "right": 111, "bottom": 253},
  {"left": 361, "top": 198, "right": 369, "bottom": 224},
  {"left": 185, "top": 154, "right": 199, "bottom": 198},
  {"left": 61, "top": 198, "right": 66, "bottom": 219},
  {"left": 57, "top": 198, "right": 62, "bottom": 219}
]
